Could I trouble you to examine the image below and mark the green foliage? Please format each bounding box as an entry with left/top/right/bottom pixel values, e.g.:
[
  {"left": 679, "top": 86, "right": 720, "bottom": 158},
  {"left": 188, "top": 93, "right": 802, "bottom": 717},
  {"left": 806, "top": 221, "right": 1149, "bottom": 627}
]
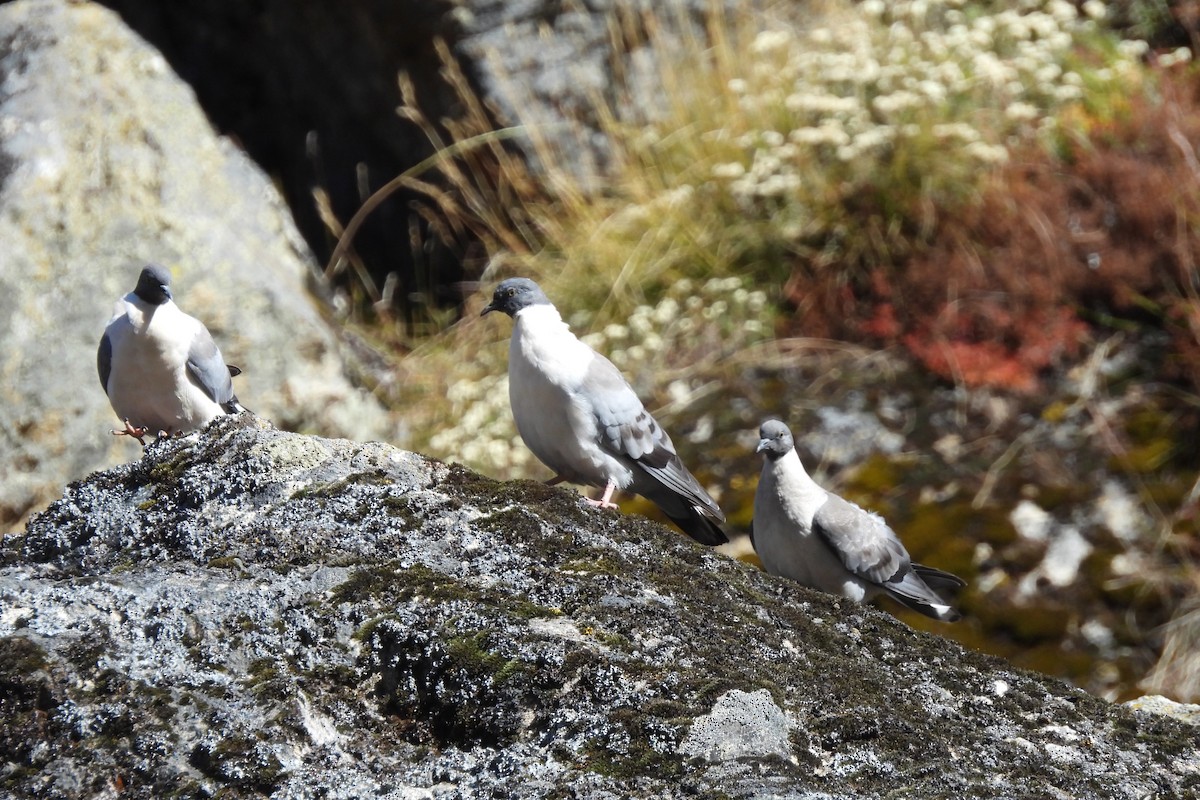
[
  {"left": 503, "top": 0, "right": 1146, "bottom": 311},
  {"left": 388, "top": 0, "right": 1154, "bottom": 478}
]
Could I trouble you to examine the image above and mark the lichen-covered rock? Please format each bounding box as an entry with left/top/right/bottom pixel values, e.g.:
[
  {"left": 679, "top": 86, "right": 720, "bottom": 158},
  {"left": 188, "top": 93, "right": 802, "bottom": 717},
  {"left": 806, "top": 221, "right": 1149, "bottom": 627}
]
[
  {"left": 1, "top": 415, "right": 1196, "bottom": 798},
  {"left": 0, "top": 0, "right": 395, "bottom": 528}
]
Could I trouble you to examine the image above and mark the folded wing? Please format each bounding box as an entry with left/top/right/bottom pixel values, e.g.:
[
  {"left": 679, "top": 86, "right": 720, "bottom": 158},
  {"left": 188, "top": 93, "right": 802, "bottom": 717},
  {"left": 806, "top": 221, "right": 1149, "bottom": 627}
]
[{"left": 582, "top": 353, "right": 726, "bottom": 544}]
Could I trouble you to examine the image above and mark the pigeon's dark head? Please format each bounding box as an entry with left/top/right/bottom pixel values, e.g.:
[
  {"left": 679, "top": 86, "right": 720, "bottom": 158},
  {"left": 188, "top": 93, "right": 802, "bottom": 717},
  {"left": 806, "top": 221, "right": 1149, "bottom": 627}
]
[
  {"left": 133, "top": 264, "right": 173, "bottom": 306},
  {"left": 481, "top": 277, "right": 552, "bottom": 318},
  {"left": 756, "top": 419, "right": 795, "bottom": 460}
]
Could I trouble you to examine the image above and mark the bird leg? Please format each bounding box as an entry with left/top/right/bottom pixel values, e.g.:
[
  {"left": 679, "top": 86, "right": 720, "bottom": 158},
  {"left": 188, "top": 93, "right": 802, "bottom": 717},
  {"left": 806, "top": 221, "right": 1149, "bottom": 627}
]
[
  {"left": 544, "top": 475, "right": 568, "bottom": 487},
  {"left": 584, "top": 479, "right": 620, "bottom": 510},
  {"left": 148, "top": 429, "right": 171, "bottom": 445},
  {"left": 111, "top": 419, "right": 149, "bottom": 447}
]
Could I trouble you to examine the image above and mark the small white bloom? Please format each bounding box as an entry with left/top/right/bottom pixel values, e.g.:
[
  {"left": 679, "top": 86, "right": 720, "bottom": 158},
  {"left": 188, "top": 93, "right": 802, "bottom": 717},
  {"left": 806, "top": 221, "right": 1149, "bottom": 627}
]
[
  {"left": 1048, "top": 0, "right": 1080, "bottom": 23},
  {"left": 1159, "top": 47, "right": 1193, "bottom": 68},
  {"left": 653, "top": 298, "right": 679, "bottom": 324},
  {"left": 932, "top": 122, "right": 980, "bottom": 142},
  {"left": 752, "top": 29, "right": 793, "bottom": 55},
  {"left": 603, "top": 323, "right": 628, "bottom": 341},
  {"left": 1006, "top": 101, "right": 1039, "bottom": 122},
  {"left": 964, "top": 141, "right": 1010, "bottom": 164},
  {"left": 1117, "top": 39, "right": 1149, "bottom": 59},
  {"left": 861, "top": 0, "right": 885, "bottom": 18}
]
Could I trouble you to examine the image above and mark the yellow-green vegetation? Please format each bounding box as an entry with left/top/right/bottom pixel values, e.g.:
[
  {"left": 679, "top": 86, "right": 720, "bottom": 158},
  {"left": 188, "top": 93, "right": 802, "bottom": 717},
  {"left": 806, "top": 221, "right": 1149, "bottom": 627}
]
[
  {"left": 439, "top": 0, "right": 1147, "bottom": 313},
  {"left": 384, "top": 0, "right": 1151, "bottom": 478}
]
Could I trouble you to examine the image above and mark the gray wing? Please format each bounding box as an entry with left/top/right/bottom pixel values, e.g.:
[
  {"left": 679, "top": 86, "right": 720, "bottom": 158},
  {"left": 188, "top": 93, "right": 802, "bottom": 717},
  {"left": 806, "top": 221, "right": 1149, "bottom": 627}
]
[
  {"left": 578, "top": 355, "right": 720, "bottom": 522},
  {"left": 582, "top": 354, "right": 724, "bottom": 520},
  {"left": 97, "top": 333, "right": 113, "bottom": 394},
  {"left": 814, "top": 495, "right": 962, "bottom": 621},
  {"left": 584, "top": 356, "right": 669, "bottom": 464},
  {"left": 811, "top": 494, "right": 910, "bottom": 585},
  {"left": 185, "top": 327, "right": 236, "bottom": 405}
]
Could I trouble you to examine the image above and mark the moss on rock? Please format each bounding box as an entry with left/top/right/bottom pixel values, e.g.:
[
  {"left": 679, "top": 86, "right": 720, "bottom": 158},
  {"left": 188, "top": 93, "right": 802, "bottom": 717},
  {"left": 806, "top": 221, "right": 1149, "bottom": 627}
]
[{"left": 1, "top": 417, "right": 1196, "bottom": 798}]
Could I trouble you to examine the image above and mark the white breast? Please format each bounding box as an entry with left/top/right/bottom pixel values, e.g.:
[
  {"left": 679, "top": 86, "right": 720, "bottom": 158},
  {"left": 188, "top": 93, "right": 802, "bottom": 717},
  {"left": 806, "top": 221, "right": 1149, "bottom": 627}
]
[
  {"left": 507, "top": 305, "right": 633, "bottom": 488},
  {"left": 103, "top": 295, "right": 224, "bottom": 433}
]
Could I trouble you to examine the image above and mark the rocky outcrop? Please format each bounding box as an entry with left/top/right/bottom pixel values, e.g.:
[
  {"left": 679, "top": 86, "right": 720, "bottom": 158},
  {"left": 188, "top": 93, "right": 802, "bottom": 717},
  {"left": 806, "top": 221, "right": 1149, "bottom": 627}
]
[
  {"left": 0, "top": 0, "right": 396, "bottom": 528},
  {"left": 2, "top": 415, "right": 1196, "bottom": 798}
]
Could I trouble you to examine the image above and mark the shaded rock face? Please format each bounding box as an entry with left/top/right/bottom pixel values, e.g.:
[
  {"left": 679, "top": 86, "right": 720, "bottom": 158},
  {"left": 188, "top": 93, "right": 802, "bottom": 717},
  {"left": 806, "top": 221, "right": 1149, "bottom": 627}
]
[
  {"left": 97, "top": 0, "right": 472, "bottom": 312},
  {"left": 95, "top": 0, "right": 726, "bottom": 309},
  {"left": 2, "top": 415, "right": 1196, "bottom": 798},
  {"left": 0, "top": 0, "right": 395, "bottom": 528}
]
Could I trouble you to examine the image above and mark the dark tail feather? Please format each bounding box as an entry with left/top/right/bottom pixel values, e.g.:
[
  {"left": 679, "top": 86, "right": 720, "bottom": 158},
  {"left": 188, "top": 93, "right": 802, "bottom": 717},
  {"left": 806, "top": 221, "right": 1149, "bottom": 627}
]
[
  {"left": 889, "top": 592, "right": 962, "bottom": 622},
  {"left": 638, "top": 485, "right": 728, "bottom": 545},
  {"left": 912, "top": 563, "right": 966, "bottom": 593},
  {"left": 631, "top": 466, "right": 728, "bottom": 546},
  {"left": 663, "top": 506, "right": 728, "bottom": 546},
  {"left": 222, "top": 396, "right": 250, "bottom": 415},
  {"left": 884, "top": 567, "right": 963, "bottom": 622},
  {"left": 223, "top": 363, "right": 248, "bottom": 414}
]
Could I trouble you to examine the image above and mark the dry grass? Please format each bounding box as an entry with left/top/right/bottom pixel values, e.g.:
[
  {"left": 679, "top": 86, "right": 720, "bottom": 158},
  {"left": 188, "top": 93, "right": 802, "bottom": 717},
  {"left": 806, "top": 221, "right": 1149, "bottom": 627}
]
[
  {"left": 318, "top": 0, "right": 1200, "bottom": 699},
  {"left": 331, "top": 0, "right": 1145, "bottom": 331}
]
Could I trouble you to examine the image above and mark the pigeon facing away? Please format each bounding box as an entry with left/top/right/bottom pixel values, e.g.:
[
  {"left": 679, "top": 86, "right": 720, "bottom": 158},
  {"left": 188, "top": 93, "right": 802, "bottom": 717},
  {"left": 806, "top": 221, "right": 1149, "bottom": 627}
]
[
  {"left": 482, "top": 277, "right": 727, "bottom": 545},
  {"left": 98, "top": 265, "right": 246, "bottom": 445},
  {"left": 754, "top": 419, "right": 964, "bottom": 621}
]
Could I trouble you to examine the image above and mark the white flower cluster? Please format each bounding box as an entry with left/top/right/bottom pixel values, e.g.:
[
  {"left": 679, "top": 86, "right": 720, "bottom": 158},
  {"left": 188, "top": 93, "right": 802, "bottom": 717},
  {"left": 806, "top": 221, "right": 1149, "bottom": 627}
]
[
  {"left": 427, "top": 277, "right": 771, "bottom": 478},
  {"left": 427, "top": 370, "right": 535, "bottom": 476},
  {"left": 578, "top": 276, "right": 770, "bottom": 388},
  {"left": 702, "top": 0, "right": 1144, "bottom": 210}
]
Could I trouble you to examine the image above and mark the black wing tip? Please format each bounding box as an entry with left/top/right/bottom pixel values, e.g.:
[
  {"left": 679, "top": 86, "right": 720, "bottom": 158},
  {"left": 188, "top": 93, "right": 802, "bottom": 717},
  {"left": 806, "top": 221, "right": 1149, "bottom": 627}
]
[
  {"left": 891, "top": 593, "right": 962, "bottom": 622},
  {"left": 892, "top": 581, "right": 964, "bottom": 621},
  {"left": 912, "top": 563, "right": 968, "bottom": 591},
  {"left": 670, "top": 511, "right": 728, "bottom": 546},
  {"left": 97, "top": 333, "right": 113, "bottom": 393},
  {"left": 222, "top": 398, "right": 250, "bottom": 415},
  {"left": 886, "top": 565, "right": 965, "bottom": 622}
]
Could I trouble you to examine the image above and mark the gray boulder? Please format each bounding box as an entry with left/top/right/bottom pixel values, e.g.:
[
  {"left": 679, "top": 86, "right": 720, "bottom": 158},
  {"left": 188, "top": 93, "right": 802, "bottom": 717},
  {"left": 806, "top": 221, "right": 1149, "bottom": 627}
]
[
  {"left": 0, "top": 0, "right": 395, "bottom": 528},
  {"left": 2, "top": 415, "right": 1196, "bottom": 798}
]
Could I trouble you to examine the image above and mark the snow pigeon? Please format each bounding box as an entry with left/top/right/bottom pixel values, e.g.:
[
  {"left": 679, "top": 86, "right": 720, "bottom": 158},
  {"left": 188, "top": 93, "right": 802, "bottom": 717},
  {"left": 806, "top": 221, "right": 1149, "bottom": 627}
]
[
  {"left": 754, "top": 419, "right": 963, "bottom": 621},
  {"left": 98, "top": 265, "right": 246, "bottom": 445},
  {"left": 482, "top": 277, "right": 727, "bottom": 545}
]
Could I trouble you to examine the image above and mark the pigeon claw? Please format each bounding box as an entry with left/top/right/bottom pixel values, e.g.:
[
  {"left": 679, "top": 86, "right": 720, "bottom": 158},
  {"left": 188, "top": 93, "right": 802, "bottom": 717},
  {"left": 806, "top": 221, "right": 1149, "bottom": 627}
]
[
  {"left": 585, "top": 479, "right": 620, "bottom": 510},
  {"left": 584, "top": 497, "right": 620, "bottom": 510},
  {"left": 111, "top": 419, "right": 149, "bottom": 447}
]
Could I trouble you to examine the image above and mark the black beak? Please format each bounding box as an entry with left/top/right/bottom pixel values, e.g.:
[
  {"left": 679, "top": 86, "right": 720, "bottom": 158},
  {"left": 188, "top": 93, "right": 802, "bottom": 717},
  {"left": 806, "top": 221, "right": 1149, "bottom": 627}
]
[{"left": 480, "top": 302, "right": 496, "bottom": 317}]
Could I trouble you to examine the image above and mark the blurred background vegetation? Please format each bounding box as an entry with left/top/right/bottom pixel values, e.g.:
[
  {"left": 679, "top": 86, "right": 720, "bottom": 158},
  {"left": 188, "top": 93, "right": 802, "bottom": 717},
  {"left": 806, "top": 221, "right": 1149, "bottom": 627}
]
[{"left": 307, "top": 0, "right": 1200, "bottom": 703}]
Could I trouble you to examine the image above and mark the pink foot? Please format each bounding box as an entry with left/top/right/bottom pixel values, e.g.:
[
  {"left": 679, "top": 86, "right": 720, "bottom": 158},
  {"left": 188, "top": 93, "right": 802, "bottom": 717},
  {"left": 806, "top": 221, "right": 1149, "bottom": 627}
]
[
  {"left": 110, "top": 419, "right": 149, "bottom": 447},
  {"left": 584, "top": 480, "right": 620, "bottom": 510}
]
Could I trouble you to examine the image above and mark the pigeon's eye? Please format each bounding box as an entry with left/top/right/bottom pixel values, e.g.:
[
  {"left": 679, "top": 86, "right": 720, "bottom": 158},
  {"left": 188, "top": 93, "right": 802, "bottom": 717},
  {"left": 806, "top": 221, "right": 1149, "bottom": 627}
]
[{"left": 505, "top": 288, "right": 516, "bottom": 298}]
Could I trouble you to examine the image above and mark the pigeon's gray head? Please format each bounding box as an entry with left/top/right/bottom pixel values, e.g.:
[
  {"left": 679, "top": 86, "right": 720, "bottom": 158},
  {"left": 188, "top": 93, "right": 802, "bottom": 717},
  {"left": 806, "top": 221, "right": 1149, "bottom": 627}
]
[
  {"left": 481, "top": 277, "right": 552, "bottom": 318},
  {"left": 133, "top": 265, "right": 173, "bottom": 306},
  {"left": 756, "top": 419, "right": 795, "bottom": 460}
]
